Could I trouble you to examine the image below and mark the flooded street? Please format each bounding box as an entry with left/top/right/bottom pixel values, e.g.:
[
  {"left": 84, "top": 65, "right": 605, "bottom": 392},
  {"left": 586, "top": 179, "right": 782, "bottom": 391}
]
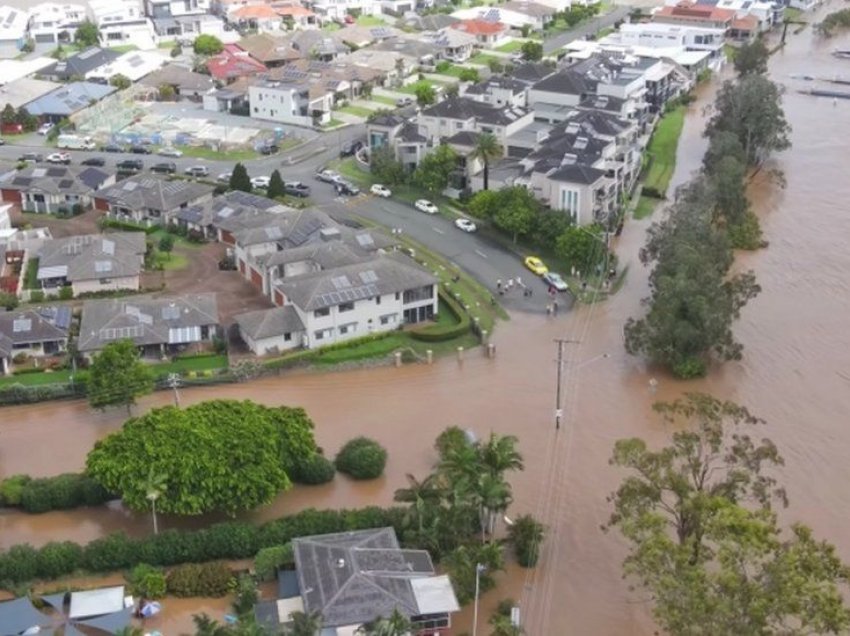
[{"left": 3, "top": 16, "right": 850, "bottom": 635}]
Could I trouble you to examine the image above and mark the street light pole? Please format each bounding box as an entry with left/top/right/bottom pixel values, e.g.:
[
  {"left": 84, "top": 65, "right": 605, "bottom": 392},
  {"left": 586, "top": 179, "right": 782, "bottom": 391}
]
[{"left": 472, "top": 563, "right": 486, "bottom": 636}]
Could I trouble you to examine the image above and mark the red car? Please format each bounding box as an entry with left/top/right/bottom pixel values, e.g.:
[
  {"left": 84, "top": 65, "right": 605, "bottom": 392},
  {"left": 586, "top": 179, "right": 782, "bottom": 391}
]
[{"left": 344, "top": 14, "right": 354, "bottom": 23}]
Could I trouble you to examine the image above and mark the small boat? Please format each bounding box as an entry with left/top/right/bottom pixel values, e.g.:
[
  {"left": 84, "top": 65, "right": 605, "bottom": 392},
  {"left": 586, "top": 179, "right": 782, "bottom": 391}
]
[{"left": 832, "top": 49, "right": 850, "bottom": 59}]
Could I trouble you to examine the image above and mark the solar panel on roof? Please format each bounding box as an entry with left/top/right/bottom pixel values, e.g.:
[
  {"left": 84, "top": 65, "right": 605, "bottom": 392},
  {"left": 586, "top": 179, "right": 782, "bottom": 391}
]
[
  {"left": 12, "top": 318, "right": 31, "bottom": 333},
  {"left": 32, "top": 168, "right": 47, "bottom": 178},
  {"left": 359, "top": 270, "right": 378, "bottom": 283},
  {"left": 58, "top": 179, "right": 74, "bottom": 189},
  {"left": 331, "top": 275, "right": 352, "bottom": 290},
  {"left": 94, "top": 260, "right": 112, "bottom": 273}
]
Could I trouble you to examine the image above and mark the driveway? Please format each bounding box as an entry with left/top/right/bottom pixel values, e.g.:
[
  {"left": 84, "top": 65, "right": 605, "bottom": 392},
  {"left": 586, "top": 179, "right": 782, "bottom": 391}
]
[{"left": 543, "top": 6, "right": 632, "bottom": 54}]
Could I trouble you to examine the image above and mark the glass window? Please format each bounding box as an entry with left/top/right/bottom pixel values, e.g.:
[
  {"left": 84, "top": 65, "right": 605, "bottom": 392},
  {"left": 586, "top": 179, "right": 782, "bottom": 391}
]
[
  {"left": 339, "top": 301, "right": 354, "bottom": 312},
  {"left": 284, "top": 332, "right": 291, "bottom": 341},
  {"left": 314, "top": 307, "right": 330, "bottom": 317}
]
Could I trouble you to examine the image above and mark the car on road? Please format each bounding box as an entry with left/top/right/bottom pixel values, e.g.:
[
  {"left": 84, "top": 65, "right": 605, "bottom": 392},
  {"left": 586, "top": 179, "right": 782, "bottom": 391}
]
[
  {"left": 151, "top": 162, "right": 177, "bottom": 174},
  {"left": 116, "top": 159, "right": 143, "bottom": 172},
  {"left": 158, "top": 147, "right": 183, "bottom": 157},
  {"left": 129, "top": 145, "right": 151, "bottom": 155},
  {"left": 543, "top": 271, "right": 569, "bottom": 292},
  {"left": 524, "top": 256, "right": 549, "bottom": 276},
  {"left": 315, "top": 169, "right": 341, "bottom": 183},
  {"left": 370, "top": 184, "right": 391, "bottom": 198},
  {"left": 285, "top": 181, "right": 310, "bottom": 197},
  {"left": 415, "top": 199, "right": 439, "bottom": 215},
  {"left": 251, "top": 176, "right": 270, "bottom": 189},
  {"left": 101, "top": 143, "right": 123, "bottom": 153},
  {"left": 37, "top": 122, "right": 53, "bottom": 136},
  {"left": 454, "top": 218, "right": 477, "bottom": 233},
  {"left": 0, "top": 138, "right": 5, "bottom": 145},
  {"left": 81, "top": 157, "right": 106, "bottom": 167},
  {"left": 18, "top": 152, "right": 43, "bottom": 163},
  {"left": 259, "top": 143, "right": 279, "bottom": 155},
  {"left": 339, "top": 140, "right": 363, "bottom": 158},
  {"left": 184, "top": 166, "right": 209, "bottom": 178},
  {"left": 334, "top": 180, "right": 360, "bottom": 196},
  {"left": 217, "top": 172, "right": 232, "bottom": 183},
  {"left": 46, "top": 152, "right": 71, "bottom": 164},
  {"left": 396, "top": 96, "right": 413, "bottom": 107}
]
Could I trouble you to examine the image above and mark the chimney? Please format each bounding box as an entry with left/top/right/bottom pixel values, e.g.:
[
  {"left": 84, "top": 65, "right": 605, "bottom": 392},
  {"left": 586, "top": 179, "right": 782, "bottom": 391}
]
[{"left": 320, "top": 227, "right": 341, "bottom": 242}]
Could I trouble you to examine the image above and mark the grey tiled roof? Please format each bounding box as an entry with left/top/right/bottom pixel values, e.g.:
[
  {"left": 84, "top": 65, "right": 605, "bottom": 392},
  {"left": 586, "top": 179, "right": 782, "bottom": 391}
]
[
  {"left": 398, "top": 122, "right": 426, "bottom": 143},
  {"left": 511, "top": 62, "right": 555, "bottom": 84},
  {"left": 1, "top": 165, "right": 110, "bottom": 196},
  {"left": 176, "top": 190, "right": 293, "bottom": 231},
  {"left": 78, "top": 293, "right": 219, "bottom": 352},
  {"left": 275, "top": 252, "right": 437, "bottom": 312},
  {"left": 234, "top": 306, "right": 305, "bottom": 341},
  {"left": 547, "top": 163, "right": 607, "bottom": 185},
  {"left": 367, "top": 113, "right": 405, "bottom": 128},
  {"left": 25, "top": 82, "right": 116, "bottom": 117},
  {"left": 0, "top": 306, "right": 70, "bottom": 346},
  {"left": 41, "top": 47, "right": 122, "bottom": 81},
  {"left": 260, "top": 239, "right": 372, "bottom": 270},
  {"left": 531, "top": 68, "right": 592, "bottom": 96},
  {"left": 464, "top": 76, "right": 527, "bottom": 96},
  {"left": 38, "top": 232, "right": 145, "bottom": 283},
  {"left": 562, "top": 108, "right": 631, "bottom": 138},
  {"left": 0, "top": 332, "right": 11, "bottom": 358},
  {"left": 293, "top": 528, "right": 434, "bottom": 627},
  {"left": 421, "top": 96, "right": 529, "bottom": 126},
  {"left": 96, "top": 175, "right": 214, "bottom": 213},
  {"left": 232, "top": 208, "right": 335, "bottom": 248},
  {"left": 446, "top": 130, "right": 480, "bottom": 146}
]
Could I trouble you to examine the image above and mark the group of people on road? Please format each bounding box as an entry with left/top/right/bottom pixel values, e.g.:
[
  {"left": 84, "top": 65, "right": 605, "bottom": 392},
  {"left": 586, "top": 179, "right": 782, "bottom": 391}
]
[{"left": 496, "top": 277, "right": 533, "bottom": 298}]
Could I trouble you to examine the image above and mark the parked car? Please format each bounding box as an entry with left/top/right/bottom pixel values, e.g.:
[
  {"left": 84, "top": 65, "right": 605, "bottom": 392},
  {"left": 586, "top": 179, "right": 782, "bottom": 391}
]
[
  {"left": 396, "top": 96, "right": 413, "bottom": 107},
  {"left": 370, "top": 184, "right": 392, "bottom": 198},
  {"left": 315, "top": 169, "right": 341, "bottom": 183},
  {"left": 81, "top": 157, "right": 106, "bottom": 167},
  {"left": 543, "top": 271, "right": 569, "bottom": 292},
  {"left": 130, "top": 145, "right": 152, "bottom": 155},
  {"left": 151, "top": 162, "right": 177, "bottom": 174},
  {"left": 524, "top": 256, "right": 548, "bottom": 276},
  {"left": 339, "top": 140, "right": 363, "bottom": 158},
  {"left": 117, "top": 159, "right": 144, "bottom": 172},
  {"left": 101, "top": 143, "right": 123, "bottom": 153},
  {"left": 158, "top": 147, "right": 183, "bottom": 157},
  {"left": 284, "top": 182, "right": 310, "bottom": 197},
  {"left": 217, "top": 172, "right": 232, "bottom": 183},
  {"left": 37, "top": 122, "right": 53, "bottom": 136},
  {"left": 184, "top": 166, "right": 209, "bottom": 178},
  {"left": 335, "top": 180, "right": 360, "bottom": 196},
  {"left": 259, "top": 143, "right": 279, "bottom": 155},
  {"left": 251, "top": 176, "right": 270, "bottom": 189},
  {"left": 415, "top": 199, "right": 439, "bottom": 215},
  {"left": 46, "top": 152, "right": 71, "bottom": 164},
  {"left": 0, "top": 138, "right": 5, "bottom": 145},
  {"left": 454, "top": 218, "right": 477, "bottom": 233},
  {"left": 18, "top": 152, "right": 43, "bottom": 163}
]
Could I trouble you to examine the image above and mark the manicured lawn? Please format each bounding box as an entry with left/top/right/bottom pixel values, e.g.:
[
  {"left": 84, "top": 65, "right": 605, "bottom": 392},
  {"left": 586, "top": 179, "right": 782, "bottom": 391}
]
[
  {"left": 495, "top": 40, "right": 524, "bottom": 53},
  {"left": 24, "top": 258, "right": 39, "bottom": 290},
  {"left": 337, "top": 104, "right": 373, "bottom": 117},
  {"left": 356, "top": 15, "right": 385, "bottom": 26},
  {"left": 153, "top": 355, "right": 228, "bottom": 376},
  {"left": 108, "top": 44, "right": 139, "bottom": 53},
  {"left": 0, "top": 370, "right": 74, "bottom": 388},
  {"left": 148, "top": 229, "right": 204, "bottom": 250},
  {"left": 469, "top": 54, "right": 501, "bottom": 66},
  {"left": 156, "top": 251, "right": 189, "bottom": 271},
  {"left": 178, "top": 146, "right": 259, "bottom": 162},
  {"left": 370, "top": 95, "right": 397, "bottom": 106},
  {"left": 633, "top": 195, "right": 658, "bottom": 220},
  {"left": 643, "top": 106, "right": 685, "bottom": 198},
  {"left": 434, "top": 64, "right": 467, "bottom": 78},
  {"left": 397, "top": 80, "right": 435, "bottom": 95}
]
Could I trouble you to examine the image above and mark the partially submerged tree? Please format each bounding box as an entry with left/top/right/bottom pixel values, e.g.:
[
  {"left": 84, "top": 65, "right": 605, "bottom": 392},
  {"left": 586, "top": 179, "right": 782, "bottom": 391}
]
[
  {"left": 733, "top": 38, "right": 769, "bottom": 76},
  {"left": 87, "top": 339, "right": 154, "bottom": 412}
]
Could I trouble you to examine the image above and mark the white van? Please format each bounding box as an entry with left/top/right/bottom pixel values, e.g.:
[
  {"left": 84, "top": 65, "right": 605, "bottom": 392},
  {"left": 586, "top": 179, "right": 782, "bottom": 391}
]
[{"left": 56, "top": 134, "right": 96, "bottom": 150}]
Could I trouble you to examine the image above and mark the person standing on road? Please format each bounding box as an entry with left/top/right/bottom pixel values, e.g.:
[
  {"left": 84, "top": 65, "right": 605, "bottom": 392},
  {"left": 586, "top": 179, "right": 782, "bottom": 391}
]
[{"left": 497, "top": 278, "right": 502, "bottom": 292}]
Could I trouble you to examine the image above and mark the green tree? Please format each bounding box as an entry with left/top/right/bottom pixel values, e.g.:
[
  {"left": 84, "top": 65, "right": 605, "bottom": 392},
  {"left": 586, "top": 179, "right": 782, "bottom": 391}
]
[
  {"left": 394, "top": 472, "right": 444, "bottom": 536},
  {"left": 508, "top": 514, "right": 545, "bottom": 567},
  {"left": 606, "top": 394, "right": 850, "bottom": 635},
  {"left": 468, "top": 189, "right": 500, "bottom": 219},
  {"left": 230, "top": 574, "right": 258, "bottom": 622},
  {"left": 229, "top": 162, "right": 252, "bottom": 193},
  {"left": 520, "top": 41, "right": 543, "bottom": 62},
  {"left": 490, "top": 599, "right": 523, "bottom": 636},
  {"left": 733, "top": 38, "right": 769, "bottom": 76},
  {"left": 555, "top": 224, "right": 606, "bottom": 275},
  {"left": 15, "top": 107, "right": 37, "bottom": 132},
  {"left": 74, "top": 20, "right": 100, "bottom": 48},
  {"left": 267, "top": 169, "right": 286, "bottom": 199},
  {"left": 110, "top": 74, "right": 131, "bottom": 90},
  {"left": 414, "top": 83, "right": 436, "bottom": 106},
  {"left": 87, "top": 339, "right": 154, "bottom": 412},
  {"left": 356, "top": 609, "right": 411, "bottom": 635},
  {"left": 284, "top": 610, "right": 323, "bottom": 636},
  {"left": 157, "top": 234, "right": 174, "bottom": 259},
  {"left": 491, "top": 186, "right": 539, "bottom": 243},
  {"left": 471, "top": 132, "right": 502, "bottom": 191},
  {"left": 702, "top": 130, "right": 746, "bottom": 176},
  {"left": 708, "top": 155, "right": 749, "bottom": 226},
  {"left": 443, "top": 542, "right": 505, "bottom": 605},
  {"left": 412, "top": 144, "right": 457, "bottom": 193},
  {"left": 0, "top": 291, "right": 19, "bottom": 310},
  {"left": 370, "top": 145, "right": 406, "bottom": 185},
  {"left": 193, "top": 34, "right": 224, "bottom": 56},
  {"left": 86, "top": 400, "right": 319, "bottom": 515},
  {"left": 459, "top": 67, "right": 480, "bottom": 82},
  {"left": 705, "top": 75, "right": 791, "bottom": 166},
  {"left": 158, "top": 83, "right": 176, "bottom": 101}
]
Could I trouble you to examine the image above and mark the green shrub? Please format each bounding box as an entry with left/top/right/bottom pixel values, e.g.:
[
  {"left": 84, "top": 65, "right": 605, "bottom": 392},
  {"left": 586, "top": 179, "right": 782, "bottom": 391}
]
[
  {"left": 410, "top": 292, "right": 470, "bottom": 342},
  {"left": 728, "top": 210, "right": 766, "bottom": 250},
  {"left": 58, "top": 286, "right": 73, "bottom": 300},
  {"left": 0, "top": 475, "right": 31, "bottom": 506},
  {"left": 37, "top": 541, "right": 84, "bottom": 579},
  {"left": 18, "top": 473, "right": 112, "bottom": 513},
  {"left": 290, "top": 453, "right": 336, "bottom": 485},
  {"left": 254, "top": 544, "right": 294, "bottom": 582},
  {"left": 335, "top": 437, "right": 387, "bottom": 480},
  {"left": 29, "top": 290, "right": 45, "bottom": 303},
  {"left": 0, "top": 544, "right": 40, "bottom": 583},
  {"left": 84, "top": 533, "right": 136, "bottom": 572},
  {"left": 128, "top": 563, "right": 167, "bottom": 598},
  {"left": 167, "top": 562, "right": 233, "bottom": 597},
  {"left": 507, "top": 514, "right": 545, "bottom": 567},
  {"left": 671, "top": 356, "right": 707, "bottom": 379}
]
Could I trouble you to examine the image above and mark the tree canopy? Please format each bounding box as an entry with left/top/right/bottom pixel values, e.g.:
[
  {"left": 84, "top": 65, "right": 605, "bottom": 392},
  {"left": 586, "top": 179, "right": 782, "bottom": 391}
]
[
  {"left": 229, "top": 163, "right": 252, "bottom": 193},
  {"left": 109, "top": 74, "right": 131, "bottom": 90},
  {"left": 468, "top": 186, "right": 540, "bottom": 243},
  {"left": 74, "top": 20, "right": 100, "bottom": 48},
  {"left": 414, "top": 84, "right": 436, "bottom": 106},
  {"left": 370, "top": 146, "right": 406, "bottom": 185},
  {"left": 266, "top": 169, "right": 285, "bottom": 199},
  {"left": 606, "top": 394, "right": 850, "bottom": 635},
  {"left": 193, "top": 34, "right": 224, "bottom": 56},
  {"left": 471, "top": 132, "right": 502, "bottom": 191},
  {"left": 520, "top": 41, "right": 543, "bottom": 62},
  {"left": 87, "top": 340, "right": 154, "bottom": 411},
  {"left": 412, "top": 144, "right": 457, "bottom": 193},
  {"left": 555, "top": 224, "right": 606, "bottom": 275},
  {"left": 86, "top": 400, "right": 320, "bottom": 515},
  {"left": 733, "top": 38, "right": 769, "bottom": 76}
]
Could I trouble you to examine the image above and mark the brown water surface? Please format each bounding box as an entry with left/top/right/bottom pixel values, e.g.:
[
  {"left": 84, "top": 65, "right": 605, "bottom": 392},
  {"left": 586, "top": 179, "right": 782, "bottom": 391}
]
[{"left": 3, "top": 16, "right": 850, "bottom": 635}]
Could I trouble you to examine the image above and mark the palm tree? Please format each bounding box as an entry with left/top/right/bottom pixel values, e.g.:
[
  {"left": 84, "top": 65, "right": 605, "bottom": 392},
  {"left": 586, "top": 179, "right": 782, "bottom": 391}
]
[
  {"left": 471, "top": 132, "right": 503, "bottom": 191},
  {"left": 285, "top": 610, "right": 323, "bottom": 636},
  {"left": 114, "top": 628, "right": 146, "bottom": 636},
  {"left": 192, "top": 613, "right": 231, "bottom": 636},
  {"left": 144, "top": 466, "right": 167, "bottom": 535},
  {"left": 475, "top": 472, "right": 513, "bottom": 538},
  {"left": 357, "top": 609, "right": 412, "bottom": 636},
  {"left": 479, "top": 433, "right": 523, "bottom": 478},
  {"left": 393, "top": 473, "right": 443, "bottom": 535}
]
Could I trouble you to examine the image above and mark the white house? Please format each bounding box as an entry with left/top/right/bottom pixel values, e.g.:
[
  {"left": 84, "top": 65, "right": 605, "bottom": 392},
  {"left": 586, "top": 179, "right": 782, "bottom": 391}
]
[
  {"left": 451, "top": 5, "right": 551, "bottom": 30},
  {"left": 85, "top": 49, "right": 168, "bottom": 83},
  {"left": 417, "top": 96, "right": 535, "bottom": 152},
  {"left": 0, "top": 5, "right": 29, "bottom": 58},
  {"left": 27, "top": 2, "right": 88, "bottom": 45},
  {"left": 248, "top": 79, "right": 332, "bottom": 127},
  {"left": 144, "top": 0, "right": 211, "bottom": 18},
  {"left": 310, "top": 0, "right": 382, "bottom": 20},
  {"left": 234, "top": 306, "right": 305, "bottom": 355},
  {"left": 88, "top": 0, "right": 158, "bottom": 49}
]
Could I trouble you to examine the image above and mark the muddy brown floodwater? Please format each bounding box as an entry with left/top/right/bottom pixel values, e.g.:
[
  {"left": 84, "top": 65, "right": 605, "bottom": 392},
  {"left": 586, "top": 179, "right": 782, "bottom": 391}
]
[{"left": 3, "top": 15, "right": 850, "bottom": 635}]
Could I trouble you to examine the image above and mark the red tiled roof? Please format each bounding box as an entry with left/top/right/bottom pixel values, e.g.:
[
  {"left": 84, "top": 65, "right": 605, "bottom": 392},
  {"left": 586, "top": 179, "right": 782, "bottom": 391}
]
[
  {"left": 655, "top": 3, "right": 736, "bottom": 22},
  {"left": 232, "top": 4, "right": 280, "bottom": 18},
  {"left": 275, "top": 5, "right": 314, "bottom": 16},
  {"left": 731, "top": 14, "right": 759, "bottom": 29},
  {"left": 452, "top": 18, "right": 507, "bottom": 35},
  {"left": 206, "top": 45, "right": 269, "bottom": 80}
]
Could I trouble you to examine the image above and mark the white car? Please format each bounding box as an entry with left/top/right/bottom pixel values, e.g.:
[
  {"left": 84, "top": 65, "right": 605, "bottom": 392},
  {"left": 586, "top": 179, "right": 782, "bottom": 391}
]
[
  {"left": 158, "top": 147, "right": 183, "bottom": 157},
  {"left": 415, "top": 199, "right": 439, "bottom": 215},
  {"left": 315, "top": 169, "right": 341, "bottom": 183},
  {"left": 454, "top": 218, "right": 477, "bottom": 233},
  {"left": 46, "top": 152, "right": 71, "bottom": 164},
  {"left": 251, "top": 176, "right": 270, "bottom": 189},
  {"left": 370, "top": 184, "right": 392, "bottom": 198},
  {"left": 37, "top": 122, "right": 54, "bottom": 136},
  {"left": 217, "top": 172, "right": 232, "bottom": 183}
]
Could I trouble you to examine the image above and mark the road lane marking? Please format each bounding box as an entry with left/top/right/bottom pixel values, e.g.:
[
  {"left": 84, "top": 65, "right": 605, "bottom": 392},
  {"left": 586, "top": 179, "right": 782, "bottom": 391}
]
[
  {"left": 432, "top": 227, "right": 444, "bottom": 234},
  {"left": 475, "top": 249, "right": 488, "bottom": 259}
]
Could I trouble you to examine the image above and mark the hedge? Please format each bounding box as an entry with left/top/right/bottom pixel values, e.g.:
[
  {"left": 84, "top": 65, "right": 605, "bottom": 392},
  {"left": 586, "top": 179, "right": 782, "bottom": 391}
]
[
  {"left": 0, "top": 506, "right": 406, "bottom": 586},
  {"left": 99, "top": 218, "right": 159, "bottom": 234},
  {"left": 166, "top": 561, "right": 233, "bottom": 597},
  {"left": 410, "top": 290, "right": 470, "bottom": 342},
  {"left": 0, "top": 473, "right": 113, "bottom": 512},
  {"left": 0, "top": 383, "right": 86, "bottom": 406}
]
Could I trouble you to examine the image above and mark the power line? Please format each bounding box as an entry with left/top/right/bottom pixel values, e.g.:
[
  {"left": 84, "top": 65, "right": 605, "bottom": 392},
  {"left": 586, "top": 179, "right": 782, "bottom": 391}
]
[{"left": 554, "top": 339, "right": 580, "bottom": 430}]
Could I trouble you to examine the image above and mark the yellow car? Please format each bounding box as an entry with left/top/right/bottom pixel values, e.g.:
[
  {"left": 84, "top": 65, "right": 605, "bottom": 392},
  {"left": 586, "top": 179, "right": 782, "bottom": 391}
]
[{"left": 524, "top": 256, "right": 549, "bottom": 276}]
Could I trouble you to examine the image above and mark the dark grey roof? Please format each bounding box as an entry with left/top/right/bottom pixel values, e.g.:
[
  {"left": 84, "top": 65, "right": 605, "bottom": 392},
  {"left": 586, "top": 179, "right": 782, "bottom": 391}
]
[
  {"left": 254, "top": 600, "right": 280, "bottom": 630},
  {"left": 278, "top": 569, "right": 300, "bottom": 599},
  {"left": 260, "top": 238, "right": 372, "bottom": 270},
  {"left": 0, "top": 307, "right": 70, "bottom": 346},
  {"left": 25, "top": 82, "right": 116, "bottom": 117},
  {"left": 41, "top": 47, "right": 122, "bottom": 81},
  {"left": 367, "top": 113, "right": 405, "bottom": 128},
  {"left": 0, "top": 597, "right": 52, "bottom": 636},
  {"left": 562, "top": 108, "right": 631, "bottom": 138},
  {"left": 78, "top": 293, "right": 219, "bottom": 352},
  {"left": 511, "top": 62, "right": 555, "bottom": 84},
  {"left": 531, "top": 68, "right": 591, "bottom": 96},
  {"left": 371, "top": 37, "right": 440, "bottom": 59},
  {"left": 464, "top": 75, "right": 527, "bottom": 97},
  {"left": 276, "top": 253, "right": 437, "bottom": 312},
  {"left": 177, "top": 190, "right": 292, "bottom": 231},
  {"left": 234, "top": 306, "right": 305, "bottom": 341},
  {"left": 446, "top": 130, "right": 479, "bottom": 146},
  {"left": 578, "top": 93, "right": 626, "bottom": 112},
  {"left": 38, "top": 232, "right": 145, "bottom": 283},
  {"left": 233, "top": 208, "right": 335, "bottom": 248},
  {"left": 293, "top": 527, "right": 435, "bottom": 627},
  {"left": 420, "top": 96, "right": 529, "bottom": 126},
  {"left": 138, "top": 63, "right": 214, "bottom": 93},
  {"left": 402, "top": 14, "right": 460, "bottom": 30},
  {"left": 398, "top": 121, "right": 426, "bottom": 143},
  {"left": 96, "top": 175, "right": 214, "bottom": 213},
  {"left": 548, "top": 163, "right": 607, "bottom": 185},
  {"left": 1, "top": 165, "right": 110, "bottom": 196},
  {"left": 0, "top": 332, "right": 11, "bottom": 358}
]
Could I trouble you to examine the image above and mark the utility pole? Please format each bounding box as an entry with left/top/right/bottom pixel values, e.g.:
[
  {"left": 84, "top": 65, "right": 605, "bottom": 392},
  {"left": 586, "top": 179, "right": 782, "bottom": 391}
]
[
  {"left": 554, "top": 339, "right": 580, "bottom": 430},
  {"left": 167, "top": 373, "right": 181, "bottom": 407}
]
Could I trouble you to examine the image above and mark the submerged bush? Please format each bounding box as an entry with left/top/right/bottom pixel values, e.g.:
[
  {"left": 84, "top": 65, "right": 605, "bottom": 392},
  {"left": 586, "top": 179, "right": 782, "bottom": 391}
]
[{"left": 335, "top": 437, "right": 388, "bottom": 480}]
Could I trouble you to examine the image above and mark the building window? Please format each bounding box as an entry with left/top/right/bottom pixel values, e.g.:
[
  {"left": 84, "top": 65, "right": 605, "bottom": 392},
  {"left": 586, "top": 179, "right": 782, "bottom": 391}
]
[
  {"left": 314, "top": 329, "right": 326, "bottom": 341},
  {"left": 403, "top": 285, "right": 434, "bottom": 304},
  {"left": 395, "top": 292, "right": 400, "bottom": 300},
  {"left": 314, "top": 307, "right": 330, "bottom": 317},
  {"left": 99, "top": 278, "right": 112, "bottom": 284},
  {"left": 339, "top": 301, "right": 354, "bottom": 312},
  {"left": 283, "top": 332, "right": 291, "bottom": 341},
  {"left": 380, "top": 314, "right": 394, "bottom": 325},
  {"left": 375, "top": 295, "right": 381, "bottom": 305},
  {"left": 339, "top": 322, "right": 357, "bottom": 335}
]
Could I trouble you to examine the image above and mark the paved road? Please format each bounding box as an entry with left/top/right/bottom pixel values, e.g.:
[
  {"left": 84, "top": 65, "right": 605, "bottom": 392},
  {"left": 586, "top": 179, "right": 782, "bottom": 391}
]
[{"left": 543, "top": 6, "right": 633, "bottom": 54}]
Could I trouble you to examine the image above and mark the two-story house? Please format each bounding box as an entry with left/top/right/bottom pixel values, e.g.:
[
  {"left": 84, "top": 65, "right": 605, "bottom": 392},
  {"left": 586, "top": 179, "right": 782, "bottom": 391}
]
[
  {"left": 248, "top": 78, "right": 333, "bottom": 127},
  {"left": 652, "top": 0, "right": 737, "bottom": 30},
  {"left": 0, "top": 165, "right": 115, "bottom": 215},
  {"left": 27, "top": 2, "right": 88, "bottom": 45},
  {"left": 94, "top": 175, "right": 215, "bottom": 226},
  {"left": 366, "top": 113, "right": 428, "bottom": 172},
  {"left": 88, "top": 0, "right": 158, "bottom": 49}
]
